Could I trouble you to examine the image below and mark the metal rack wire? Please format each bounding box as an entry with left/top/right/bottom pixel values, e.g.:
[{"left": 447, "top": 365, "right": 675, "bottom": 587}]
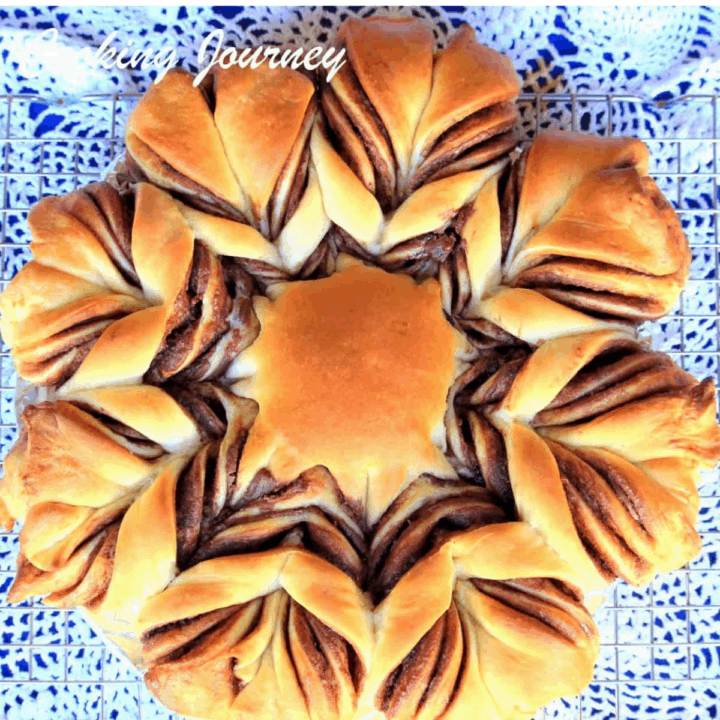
[{"left": 0, "top": 92, "right": 718, "bottom": 720}]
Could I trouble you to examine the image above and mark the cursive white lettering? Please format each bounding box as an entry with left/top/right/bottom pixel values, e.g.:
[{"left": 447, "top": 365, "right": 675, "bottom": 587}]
[
  {"left": 15, "top": 26, "right": 342, "bottom": 88},
  {"left": 193, "top": 29, "right": 346, "bottom": 84},
  {"left": 151, "top": 46, "right": 177, "bottom": 82},
  {"left": 281, "top": 46, "right": 305, "bottom": 71},
  {"left": 194, "top": 28, "right": 224, "bottom": 86},
  {"left": 303, "top": 47, "right": 323, "bottom": 70},
  {"left": 247, "top": 46, "right": 266, "bottom": 70},
  {"left": 74, "top": 30, "right": 177, "bottom": 81},
  {"left": 322, "top": 47, "right": 346, "bottom": 82},
  {"left": 219, "top": 47, "right": 238, "bottom": 70},
  {"left": 96, "top": 31, "right": 119, "bottom": 70},
  {"left": 264, "top": 46, "right": 282, "bottom": 70}
]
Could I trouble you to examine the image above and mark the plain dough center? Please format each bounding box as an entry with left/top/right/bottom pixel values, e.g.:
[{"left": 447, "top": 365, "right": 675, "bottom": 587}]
[{"left": 237, "top": 259, "right": 459, "bottom": 516}]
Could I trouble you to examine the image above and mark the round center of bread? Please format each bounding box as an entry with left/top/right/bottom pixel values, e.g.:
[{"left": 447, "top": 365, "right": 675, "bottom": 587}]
[{"left": 235, "top": 258, "right": 459, "bottom": 519}]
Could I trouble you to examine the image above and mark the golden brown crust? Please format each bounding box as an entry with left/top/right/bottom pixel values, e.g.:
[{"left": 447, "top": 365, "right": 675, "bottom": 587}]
[
  {"left": 138, "top": 551, "right": 372, "bottom": 720},
  {"left": 1, "top": 183, "right": 262, "bottom": 390},
  {"left": 337, "top": 17, "right": 435, "bottom": 183},
  {"left": 502, "top": 131, "right": 688, "bottom": 325},
  {"left": 321, "top": 19, "right": 520, "bottom": 213},
  {"left": 310, "top": 120, "right": 384, "bottom": 249},
  {"left": 134, "top": 472, "right": 597, "bottom": 720},
  {"left": 444, "top": 131, "right": 691, "bottom": 338},
  {"left": 449, "top": 331, "right": 720, "bottom": 592},
  {"left": 0, "top": 384, "right": 254, "bottom": 634},
  {"left": 370, "top": 522, "right": 597, "bottom": 720},
  {"left": 509, "top": 130, "right": 650, "bottom": 251},
  {"left": 412, "top": 25, "right": 520, "bottom": 169},
  {"left": 0, "top": 15, "right": 716, "bottom": 720},
  {"left": 380, "top": 161, "right": 508, "bottom": 253},
  {"left": 235, "top": 259, "right": 460, "bottom": 520},
  {"left": 28, "top": 182, "right": 138, "bottom": 294},
  {"left": 126, "top": 64, "right": 320, "bottom": 244},
  {"left": 476, "top": 287, "right": 629, "bottom": 344},
  {"left": 126, "top": 69, "right": 244, "bottom": 211},
  {"left": 213, "top": 65, "right": 316, "bottom": 235}
]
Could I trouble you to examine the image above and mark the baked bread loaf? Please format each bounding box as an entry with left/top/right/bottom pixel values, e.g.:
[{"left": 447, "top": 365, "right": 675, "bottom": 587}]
[{"left": 1, "top": 15, "right": 719, "bottom": 720}]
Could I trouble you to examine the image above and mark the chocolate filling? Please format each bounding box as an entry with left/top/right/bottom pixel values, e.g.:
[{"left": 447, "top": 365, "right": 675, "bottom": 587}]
[
  {"left": 322, "top": 64, "right": 396, "bottom": 210},
  {"left": 421, "top": 131, "right": 518, "bottom": 189},
  {"left": 297, "top": 230, "right": 337, "bottom": 280},
  {"left": 321, "top": 89, "right": 376, "bottom": 194},
  {"left": 410, "top": 102, "right": 518, "bottom": 192},
  {"left": 125, "top": 145, "right": 246, "bottom": 224},
  {"left": 175, "top": 453, "right": 207, "bottom": 569},
  {"left": 163, "top": 384, "right": 227, "bottom": 441},
  {"left": 269, "top": 102, "right": 315, "bottom": 237},
  {"left": 81, "top": 183, "right": 140, "bottom": 288},
  {"left": 367, "top": 477, "right": 507, "bottom": 602},
  {"left": 470, "top": 576, "right": 592, "bottom": 642}
]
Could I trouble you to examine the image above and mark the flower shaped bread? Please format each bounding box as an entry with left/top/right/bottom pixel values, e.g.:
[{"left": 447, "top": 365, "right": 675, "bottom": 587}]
[{"left": 1, "top": 16, "right": 719, "bottom": 720}]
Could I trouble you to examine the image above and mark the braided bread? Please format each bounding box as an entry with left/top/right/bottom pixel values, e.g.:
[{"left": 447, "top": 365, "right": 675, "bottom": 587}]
[{"left": 1, "top": 16, "right": 718, "bottom": 720}]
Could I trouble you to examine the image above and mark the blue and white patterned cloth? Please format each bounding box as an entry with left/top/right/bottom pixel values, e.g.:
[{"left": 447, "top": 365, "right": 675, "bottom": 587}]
[
  {"left": 2, "top": 6, "right": 720, "bottom": 99},
  {"left": 0, "top": 7, "right": 719, "bottom": 720}
]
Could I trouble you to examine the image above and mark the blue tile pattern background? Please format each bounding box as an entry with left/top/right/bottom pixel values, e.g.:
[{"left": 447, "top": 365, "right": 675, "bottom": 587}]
[{"left": 0, "top": 6, "right": 719, "bottom": 720}]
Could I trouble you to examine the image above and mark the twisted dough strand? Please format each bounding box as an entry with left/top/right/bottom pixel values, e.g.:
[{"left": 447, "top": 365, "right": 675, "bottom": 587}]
[
  {"left": 0, "top": 183, "right": 272, "bottom": 390},
  {"left": 0, "top": 383, "right": 256, "bottom": 631},
  {"left": 449, "top": 330, "right": 720, "bottom": 592}
]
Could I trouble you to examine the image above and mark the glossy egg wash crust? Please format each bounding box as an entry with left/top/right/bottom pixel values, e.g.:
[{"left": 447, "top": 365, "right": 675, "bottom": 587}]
[{"left": 1, "top": 15, "right": 720, "bottom": 720}]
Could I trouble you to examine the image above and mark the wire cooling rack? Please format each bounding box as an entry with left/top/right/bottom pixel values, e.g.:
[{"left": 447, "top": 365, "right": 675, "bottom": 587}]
[{"left": 0, "top": 92, "right": 719, "bottom": 720}]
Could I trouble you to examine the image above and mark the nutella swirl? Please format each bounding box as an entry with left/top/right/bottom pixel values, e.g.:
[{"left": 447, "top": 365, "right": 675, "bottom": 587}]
[
  {"left": 367, "top": 475, "right": 506, "bottom": 601},
  {"left": 323, "top": 19, "right": 519, "bottom": 209},
  {"left": 366, "top": 475, "right": 598, "bottom": 720},
  {"left": 0, "top": 383, "right": 254, "bottom": 628},
  {"left": 140, "top": 582, "right": 367, "bottom": 720},
  {"left": 441, "top": 131, "right": 691, "bottom": 340},
  {"left": 449, "top": 331, "right": 720, "bottom": 591},
  {"left": 136, "top": 466, "right": 369, "bottom": 720},
  {"left": 0, "top": 183, "right": 262, "bottom": 390},
  {"left": 0, "top": 183, "right": 142, "bottom": 387},
  {"left": 0, "top": 15, "right": 717, "bottom": 720},
  {"left": 126, "top": 67, "right": 316, "bottom": 239}
]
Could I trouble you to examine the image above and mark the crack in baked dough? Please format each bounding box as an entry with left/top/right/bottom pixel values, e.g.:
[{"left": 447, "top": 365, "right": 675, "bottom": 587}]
[{"left": 0, "top": 15, "right": 719, "bottom": 720}]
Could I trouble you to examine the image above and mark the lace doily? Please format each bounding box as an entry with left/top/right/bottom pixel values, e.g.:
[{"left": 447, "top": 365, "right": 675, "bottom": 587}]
[
  {"left": 0, "top": 7, "right": 719, "bottom": 720},
  {"left": 0, "top": 6, "right": 718, "bottom": 198},
  {"left": 1, "top": 6, "right": 719, "bottom": 97}
]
